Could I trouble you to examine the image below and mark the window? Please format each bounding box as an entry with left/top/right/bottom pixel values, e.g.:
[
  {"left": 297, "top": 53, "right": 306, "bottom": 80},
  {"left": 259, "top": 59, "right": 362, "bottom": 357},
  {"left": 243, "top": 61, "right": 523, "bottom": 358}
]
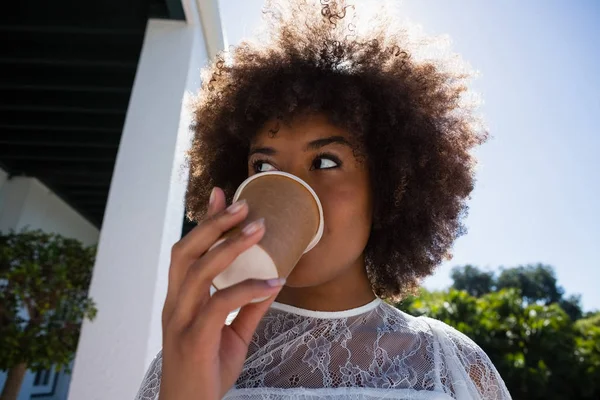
[{"left": 33, "top": 369, "right": 51, "bottom": 386}]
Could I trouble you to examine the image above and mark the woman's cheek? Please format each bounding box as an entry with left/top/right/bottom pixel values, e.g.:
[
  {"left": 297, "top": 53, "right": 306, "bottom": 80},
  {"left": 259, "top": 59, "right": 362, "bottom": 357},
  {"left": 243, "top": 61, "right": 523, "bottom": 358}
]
[{"left": 320, "top": 184, "right": 366, "bottom": 226}]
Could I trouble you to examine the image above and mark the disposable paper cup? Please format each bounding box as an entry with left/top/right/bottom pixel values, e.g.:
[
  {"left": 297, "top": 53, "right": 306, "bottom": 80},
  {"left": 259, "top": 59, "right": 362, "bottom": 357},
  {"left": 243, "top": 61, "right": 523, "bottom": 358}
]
[{"left": 211, "top": 171, "right": 324, "bottom": 295}]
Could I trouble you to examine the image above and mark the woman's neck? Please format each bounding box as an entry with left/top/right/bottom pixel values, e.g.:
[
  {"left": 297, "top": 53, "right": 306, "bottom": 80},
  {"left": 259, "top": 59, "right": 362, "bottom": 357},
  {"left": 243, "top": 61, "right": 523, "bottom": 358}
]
[{"left": 274, "top": 258, "right": 376, "bottom": 312}]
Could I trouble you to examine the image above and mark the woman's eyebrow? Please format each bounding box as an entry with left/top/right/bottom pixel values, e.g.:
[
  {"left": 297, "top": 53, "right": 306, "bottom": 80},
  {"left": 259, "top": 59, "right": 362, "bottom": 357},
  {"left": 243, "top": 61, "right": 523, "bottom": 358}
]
[
  {"left": 249, "top": 146, "right": 277, "bottom": 157},
  {"left": 249, "top": 136, "right": 351, "bottom": 156},
  {"left": 305, "top": 136, "right": 352, "bottom": 151}
]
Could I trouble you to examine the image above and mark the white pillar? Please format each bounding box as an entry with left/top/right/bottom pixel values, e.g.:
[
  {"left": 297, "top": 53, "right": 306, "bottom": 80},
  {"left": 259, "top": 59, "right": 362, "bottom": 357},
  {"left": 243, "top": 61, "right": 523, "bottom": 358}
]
[{"left": 67, "top": 16, "right": 213, "bottom": 399}]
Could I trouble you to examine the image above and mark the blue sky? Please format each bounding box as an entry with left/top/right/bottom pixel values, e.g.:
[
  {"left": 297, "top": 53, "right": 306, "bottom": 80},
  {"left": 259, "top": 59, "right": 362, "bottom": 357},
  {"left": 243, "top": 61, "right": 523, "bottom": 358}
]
[{"left": 218, "top": 0, "right": 600, "bottom": 311}]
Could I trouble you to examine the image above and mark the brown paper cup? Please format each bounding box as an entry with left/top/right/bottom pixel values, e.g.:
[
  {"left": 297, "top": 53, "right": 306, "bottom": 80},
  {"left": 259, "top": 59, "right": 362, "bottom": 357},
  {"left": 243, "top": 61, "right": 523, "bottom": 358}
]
[{"left": 211, "top": 172, "right": 324, "bottom": 296}]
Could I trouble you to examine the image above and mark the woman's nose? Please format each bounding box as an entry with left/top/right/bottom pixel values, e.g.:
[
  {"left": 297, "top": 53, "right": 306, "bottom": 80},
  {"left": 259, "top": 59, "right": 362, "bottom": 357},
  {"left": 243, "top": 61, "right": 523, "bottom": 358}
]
[{"left": 282, "top": 165, "right": 311, "bottom": 186}]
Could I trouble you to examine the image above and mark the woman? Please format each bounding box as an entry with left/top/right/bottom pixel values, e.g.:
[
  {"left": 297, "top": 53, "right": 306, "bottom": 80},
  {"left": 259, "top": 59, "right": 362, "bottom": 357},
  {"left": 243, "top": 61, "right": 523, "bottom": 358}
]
[{"left": 135, "top": 0, "right": 511, "bottom": 399}]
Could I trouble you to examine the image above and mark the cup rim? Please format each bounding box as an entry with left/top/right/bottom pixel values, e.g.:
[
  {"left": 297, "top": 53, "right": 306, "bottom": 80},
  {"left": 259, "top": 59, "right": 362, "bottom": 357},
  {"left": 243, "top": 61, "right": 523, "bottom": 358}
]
[{"left": 232, "top": 171, "right": 325, "bottom": 253}]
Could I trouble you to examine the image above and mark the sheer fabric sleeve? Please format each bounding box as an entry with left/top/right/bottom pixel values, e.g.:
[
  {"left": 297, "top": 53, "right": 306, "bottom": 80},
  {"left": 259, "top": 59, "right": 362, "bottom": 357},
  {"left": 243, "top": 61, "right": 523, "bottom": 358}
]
[
  {"left": 424, "top": 318, "right": 511, "bottom": 400},
  {"left": 134, "top": 350, "right": 163, "bottom": 400}
]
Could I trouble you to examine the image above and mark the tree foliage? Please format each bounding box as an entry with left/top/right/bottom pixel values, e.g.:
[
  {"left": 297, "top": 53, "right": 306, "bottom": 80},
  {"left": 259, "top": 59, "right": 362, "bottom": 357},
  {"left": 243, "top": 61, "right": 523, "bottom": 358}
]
[
  {"left": 574, "top": 312, "right": 600, "bottom": 397},
  {"left": 0, "top": 230, "right": 97, "bottom": 400},
  {"left": 450, "top": 264, "right": 583, "bottom": 320},
  {"left": 398, "top": 264, "right": 599, "bottom": 399},
  {"left": 450, "top": 264, "right": 494, "bottom": 297},
  {"left": 496, "top": 264, "right": 563, "bottom": 305}
]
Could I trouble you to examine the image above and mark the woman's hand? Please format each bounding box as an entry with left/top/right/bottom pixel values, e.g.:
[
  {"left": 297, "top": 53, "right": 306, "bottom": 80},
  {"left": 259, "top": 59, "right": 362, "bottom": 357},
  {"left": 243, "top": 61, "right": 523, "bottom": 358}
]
[{"left": 158, "top": 187, "right": 284, "bottom": 400}]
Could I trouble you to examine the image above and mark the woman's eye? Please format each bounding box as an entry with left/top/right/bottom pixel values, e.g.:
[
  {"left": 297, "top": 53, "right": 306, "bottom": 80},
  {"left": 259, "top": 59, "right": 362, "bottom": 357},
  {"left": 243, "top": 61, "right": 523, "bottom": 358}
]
[
  {"left": 311, "top": 157, "right": 339, "bottom": 170},
  {"left": 254, "top": 162, "right": 277, "bottom": 173}
]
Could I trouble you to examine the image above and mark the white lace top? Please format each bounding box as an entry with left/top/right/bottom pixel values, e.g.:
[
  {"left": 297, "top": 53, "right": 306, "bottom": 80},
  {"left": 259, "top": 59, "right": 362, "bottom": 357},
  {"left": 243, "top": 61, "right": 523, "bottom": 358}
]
[{"left": 135, "top": 299, "right": 511, "bottom": 399}]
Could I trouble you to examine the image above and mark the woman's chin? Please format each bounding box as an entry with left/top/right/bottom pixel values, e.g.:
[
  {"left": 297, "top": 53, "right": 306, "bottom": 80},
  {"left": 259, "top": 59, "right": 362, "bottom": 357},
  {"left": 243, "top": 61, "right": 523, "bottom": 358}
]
[{"left": 282, "top": 254, "right": 328, "bottom": 288}]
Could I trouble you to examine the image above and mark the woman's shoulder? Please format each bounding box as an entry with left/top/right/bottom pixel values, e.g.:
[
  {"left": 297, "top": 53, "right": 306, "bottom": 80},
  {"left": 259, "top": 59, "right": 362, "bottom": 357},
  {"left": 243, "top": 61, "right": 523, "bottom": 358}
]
[
  {"left": 377, "top": 303, "right": 506, "bottom": 379},
  {"left": 378, "top": 301, "right": 483, "bottom": 351},
  {"left": 404, "top": 313, "right": 512, "bottom": 399},
  {"left": 377, "top": 301, "right": 445, "bottom": 338},
  {"left": 415, "top": 313, "right": 490, "bottom": 361},
  {"left": 373, "top": 302, "right": 442, "bottom": 354},
  {"left": 381, "top": 303, "right": 493, "bottom": 367}
]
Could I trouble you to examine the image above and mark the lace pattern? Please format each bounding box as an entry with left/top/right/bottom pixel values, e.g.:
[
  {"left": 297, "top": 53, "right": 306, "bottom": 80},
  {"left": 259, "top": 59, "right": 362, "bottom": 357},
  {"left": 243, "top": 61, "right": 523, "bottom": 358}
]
[
  {"left": 134, "top": 349, "right": 163, "bottom": 400},
  {"left": 134, "top": 300, "right": 511, "bottom": 400}
]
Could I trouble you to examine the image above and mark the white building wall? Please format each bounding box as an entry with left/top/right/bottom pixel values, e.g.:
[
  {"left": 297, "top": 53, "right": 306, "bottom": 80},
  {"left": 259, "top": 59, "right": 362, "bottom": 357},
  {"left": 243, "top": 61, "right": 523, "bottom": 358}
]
[
  {"left": 0, "top": 366, "right": 71, "bottom": 400},
  {"left": 0, "top": 175, "right": 99, "bottom": 246}
]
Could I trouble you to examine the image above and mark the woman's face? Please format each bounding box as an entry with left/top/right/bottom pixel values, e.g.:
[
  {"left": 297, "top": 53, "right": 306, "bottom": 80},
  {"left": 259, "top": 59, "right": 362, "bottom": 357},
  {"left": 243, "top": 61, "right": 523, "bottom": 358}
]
[{"left": 248, "top": 113, "right": 373, "bottom": 288}]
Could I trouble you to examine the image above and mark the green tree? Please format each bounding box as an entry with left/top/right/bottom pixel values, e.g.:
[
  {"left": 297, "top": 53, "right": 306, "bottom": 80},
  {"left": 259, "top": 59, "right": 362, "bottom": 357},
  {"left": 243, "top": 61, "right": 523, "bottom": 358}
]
[
  {"left": 398, "top": 288, "right": 599, "bottom": 400},
  {"left": 558, "top": 294, "right": 584, "bottom": 321},
  {"left": 451, "top": 264, "right": 583, "bottom": 321},
  {"left": 450, "top": 264, "right": 495, "bottom": 297},
  {"left": 496, "top": 264, "right": 564, "bottom": 305},
  {"left": 0, "top": 230, "right": 97, "bottom": 400},
  {"left": 579, "top": 311, "right": 600, "bottom": 325},
  {"left": 574, "top": 311, "right": 600, "bottom": 398}
]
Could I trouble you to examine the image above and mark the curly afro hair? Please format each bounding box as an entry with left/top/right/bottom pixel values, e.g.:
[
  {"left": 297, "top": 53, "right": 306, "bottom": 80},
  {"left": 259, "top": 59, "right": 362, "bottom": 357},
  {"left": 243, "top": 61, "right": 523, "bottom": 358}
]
[{"left": 186, "top": 0, "right": 487, "bottom": 300}]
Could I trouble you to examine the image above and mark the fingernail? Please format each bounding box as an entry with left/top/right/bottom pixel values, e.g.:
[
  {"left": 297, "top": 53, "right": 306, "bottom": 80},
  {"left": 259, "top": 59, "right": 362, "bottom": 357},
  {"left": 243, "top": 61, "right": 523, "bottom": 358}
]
[
  {"left": 242, "top": 218, "right": 265, "bottom": 236},
  {"left": 209, "top": 188, "right": 217, "bottom": 207},
  {"left": 227, "top": 199, "right": 247, "bottom": 214},
  {"left": 265, "top": 277, "right": 286, "bottom": 287}
]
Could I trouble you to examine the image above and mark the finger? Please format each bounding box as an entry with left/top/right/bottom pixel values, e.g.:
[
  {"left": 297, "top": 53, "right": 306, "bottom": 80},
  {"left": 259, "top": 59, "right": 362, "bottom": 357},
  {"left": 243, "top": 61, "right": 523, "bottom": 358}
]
[
  {"left": 194, "top": 278, "right": 285, "bottom": 333},
  {"left": 165, "top": 187, "right": 243, "bottom": 325},
  {"left": 228, "top": 290, "right": 281, "bottom": 345},
  {"left": 206, "top": 187, "right": 226, "bottom": 217},
  {"left": 171, "top": 220, "right": 266, "bottom": 328},
  {"left": 190, "top": 218, "right": 265, "bottom": 285},
  {"left": 173, "top": 199, "right": 249, "bottom": 263},
  {"left": 167, "top": 199, "right": 249, "bottom": 302}
]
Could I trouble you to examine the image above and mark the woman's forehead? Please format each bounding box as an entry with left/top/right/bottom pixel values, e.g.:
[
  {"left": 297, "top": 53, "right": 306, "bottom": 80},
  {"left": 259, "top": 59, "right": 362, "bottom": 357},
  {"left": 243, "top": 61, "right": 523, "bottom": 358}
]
[{"left": 252, "top": 113, "right": 352, "bottom": 146}]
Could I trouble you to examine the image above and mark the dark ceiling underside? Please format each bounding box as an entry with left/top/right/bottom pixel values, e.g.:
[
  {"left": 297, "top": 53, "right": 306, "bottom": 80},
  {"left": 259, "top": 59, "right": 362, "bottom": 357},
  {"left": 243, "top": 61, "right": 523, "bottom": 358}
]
[{"left": 0, "top": 0, "right": 185, "bottom": 229}]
